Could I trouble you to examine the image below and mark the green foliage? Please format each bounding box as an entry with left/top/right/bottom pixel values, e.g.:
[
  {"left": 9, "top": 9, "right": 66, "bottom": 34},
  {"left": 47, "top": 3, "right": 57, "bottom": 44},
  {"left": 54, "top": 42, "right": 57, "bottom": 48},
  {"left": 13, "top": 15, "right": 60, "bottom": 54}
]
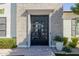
[
  {"left": 0, "top": 8, "right": 4, "bottom": 14},
  {"left": 63, "top": 37, "right": 68, "bottom": 46},
  {"left": 72, "top": 37, "right": 78, "bottom": 44},
  {"left": 0, "top": 38, "right": 17, "bottom": 49},
  {"left": 68, "top": 42, "right": 75, "bottom": 48},
  {"left": 54, "top": 36, "right": 63, "bottom": 42},
  {"left": 68, "top": 37, "right": 78, "bottom": 48},
  {"left": 71, "top": 3, "right": 79, "bottom": 15}
]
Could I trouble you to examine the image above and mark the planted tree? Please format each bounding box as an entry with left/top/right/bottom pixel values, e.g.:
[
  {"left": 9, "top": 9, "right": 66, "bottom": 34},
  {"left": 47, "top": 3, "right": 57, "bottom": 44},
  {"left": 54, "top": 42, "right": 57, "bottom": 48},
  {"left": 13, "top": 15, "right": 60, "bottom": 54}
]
[{"left": 71, "top": 3, "right": 79, "bottom": 15}]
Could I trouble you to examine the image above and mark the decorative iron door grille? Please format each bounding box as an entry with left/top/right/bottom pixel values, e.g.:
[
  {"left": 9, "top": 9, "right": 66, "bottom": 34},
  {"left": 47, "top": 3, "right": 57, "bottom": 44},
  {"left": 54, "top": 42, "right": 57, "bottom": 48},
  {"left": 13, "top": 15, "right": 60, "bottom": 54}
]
[{"left": 31, "top": 15, "right": 49, "bottom": 45}]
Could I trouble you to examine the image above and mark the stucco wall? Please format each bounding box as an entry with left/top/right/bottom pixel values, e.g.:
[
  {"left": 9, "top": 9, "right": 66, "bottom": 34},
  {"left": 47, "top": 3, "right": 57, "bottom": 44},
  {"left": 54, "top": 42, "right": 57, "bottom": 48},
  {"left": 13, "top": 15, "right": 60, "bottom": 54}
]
[
  {"left": 63, "top": 20, "right": 72, "bottom": 41},
  {"left": 16, "top": 4, "right": 28, "bottom": 47},
  {"left": 50, "top": 4, "right": 63, "bottom": 45},
  {"left": 51, "top": 4, "right": 63, "bottom": 37}
]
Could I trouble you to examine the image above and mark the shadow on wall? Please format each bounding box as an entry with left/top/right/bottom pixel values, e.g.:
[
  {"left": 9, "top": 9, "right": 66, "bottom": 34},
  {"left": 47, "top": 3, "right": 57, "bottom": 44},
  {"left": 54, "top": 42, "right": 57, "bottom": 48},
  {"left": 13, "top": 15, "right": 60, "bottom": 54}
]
[
  {"left": 17, "top": 10, "right": 30, "bottom": 47},
  {"left": 5, "top": 6, "right": 63, "bottom": 56},
  {"left": 50, "top": 6, "right": 63, "bottom": 45}
]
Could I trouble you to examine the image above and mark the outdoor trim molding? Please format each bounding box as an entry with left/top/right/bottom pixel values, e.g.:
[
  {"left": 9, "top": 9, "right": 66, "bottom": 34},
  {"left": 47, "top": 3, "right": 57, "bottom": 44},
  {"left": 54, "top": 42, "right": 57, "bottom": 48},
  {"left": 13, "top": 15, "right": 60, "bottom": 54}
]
[
  {"left": 27, "top": 10, "right": 53, "bottom": 47},
  {"left": 49, "top": 12, "right": 52, "bottom": 47},
  {"left": 27, "top": 12, "right": 31, "bottom": 47},
  {"left": 17, "top": 45, "right": 29, "bottom": 48},
  {"left": 63, "top": 11, "right": 73, "bottom": 13}
]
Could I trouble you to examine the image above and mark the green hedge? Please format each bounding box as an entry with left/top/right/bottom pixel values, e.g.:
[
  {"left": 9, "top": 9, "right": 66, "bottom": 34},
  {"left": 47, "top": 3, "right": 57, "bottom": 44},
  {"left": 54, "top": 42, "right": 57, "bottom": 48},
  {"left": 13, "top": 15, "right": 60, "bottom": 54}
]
[
  {"left": 63, "top": 37, "right": 68, "bottom": 46},
  {"left": 54, "top": 36, "right": 63, "bottom": 42},
  {"left": 0, "top": 38, "right": 17, "bottom": 49},
  {"left": 68, "top": 37, "right": 78, "bottom": 48}
]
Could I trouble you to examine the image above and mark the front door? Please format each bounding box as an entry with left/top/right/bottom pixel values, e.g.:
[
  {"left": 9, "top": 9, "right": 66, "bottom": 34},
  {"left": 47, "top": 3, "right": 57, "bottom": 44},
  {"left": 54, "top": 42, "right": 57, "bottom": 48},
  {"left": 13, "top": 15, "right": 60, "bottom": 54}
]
[{"left": 31, "top": 15, "right": 49, "bottom": 45}]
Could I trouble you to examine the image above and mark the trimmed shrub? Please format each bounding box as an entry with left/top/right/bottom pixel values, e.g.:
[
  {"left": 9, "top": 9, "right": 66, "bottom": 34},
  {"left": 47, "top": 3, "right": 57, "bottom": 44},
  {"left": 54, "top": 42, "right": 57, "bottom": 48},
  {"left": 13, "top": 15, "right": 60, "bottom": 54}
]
[
  {"left": 54, "top": 36, "right": 63, "bottom": 42},
  {"left": 72, "top": 37, "right": 78, "bottom": 44},
  {"left": 68, "top": 42, "right": 75, "bottom": 48},
  {"left": 63, "top": 37, "right": 68, "bottom": 46},
  {"left": 68, "top": 37, "right": 78, "bottom": 48},
  {"left": 0, "top": 38, "right": 17, "bottom": 49}
]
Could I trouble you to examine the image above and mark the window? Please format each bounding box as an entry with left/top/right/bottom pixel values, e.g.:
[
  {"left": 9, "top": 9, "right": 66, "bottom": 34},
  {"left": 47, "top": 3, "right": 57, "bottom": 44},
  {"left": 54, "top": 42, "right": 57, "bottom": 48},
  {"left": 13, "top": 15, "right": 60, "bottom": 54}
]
[
  {"left": 0, "top": 17, "right": 6, "bottom": 37},
  {"left": 71, "top": 19, "right": 76, "bottom": 36},
  {"left": 71, "top": 17, "right": 79, "bottom": 36},
  {"left": 76, "top": 18, "right": 79, "bottom": 35}
]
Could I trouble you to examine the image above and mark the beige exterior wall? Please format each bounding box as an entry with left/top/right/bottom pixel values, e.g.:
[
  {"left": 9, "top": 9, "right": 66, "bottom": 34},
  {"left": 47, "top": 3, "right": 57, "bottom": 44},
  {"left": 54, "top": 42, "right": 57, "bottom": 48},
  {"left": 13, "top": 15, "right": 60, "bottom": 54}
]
[
  {"left": 16, "top": 3, "right": 63, "bottom": 47},
  {"left": 63, "top": 19, "right": 72, "bottom": 41},
  {"left": 16, "top": 4, "right": 28, "bottom": 47}
]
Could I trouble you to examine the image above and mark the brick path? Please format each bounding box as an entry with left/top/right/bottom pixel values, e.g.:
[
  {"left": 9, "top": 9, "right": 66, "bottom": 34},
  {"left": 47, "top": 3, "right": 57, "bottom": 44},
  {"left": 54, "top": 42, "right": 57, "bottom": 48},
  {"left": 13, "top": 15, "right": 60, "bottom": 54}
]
[{"left": 0, "top": 46, "right": 55, "bottom": 56}]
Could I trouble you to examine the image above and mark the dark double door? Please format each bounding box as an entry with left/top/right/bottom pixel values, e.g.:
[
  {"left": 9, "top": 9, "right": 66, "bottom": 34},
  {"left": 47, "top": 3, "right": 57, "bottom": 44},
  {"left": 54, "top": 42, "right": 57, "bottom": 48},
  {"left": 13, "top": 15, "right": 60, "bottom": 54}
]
[{"left": 31, "top": 15, "right": 49, "bottom": 45}]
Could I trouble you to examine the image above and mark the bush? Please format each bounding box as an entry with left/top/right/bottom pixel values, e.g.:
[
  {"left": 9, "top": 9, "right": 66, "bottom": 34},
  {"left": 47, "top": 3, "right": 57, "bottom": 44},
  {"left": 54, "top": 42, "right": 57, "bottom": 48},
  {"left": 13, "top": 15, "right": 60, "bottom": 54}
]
[
  {"left": 68, "top": 37, "right": 78, "bottom": 48},
  {"left": 68, "top": 42, "right": 75, "bottom": 48},
  {"left": 0, "top": 38, "right": 17, "bottom": 49},
  {"left": 54, "top": 36, "right": 63, "bottom": 42},
  {"left": 63, "top": 37, "right": 68, "bottom": 46},
  {"left": 72, "top": 37, "right": 78, "bottom": 44}
]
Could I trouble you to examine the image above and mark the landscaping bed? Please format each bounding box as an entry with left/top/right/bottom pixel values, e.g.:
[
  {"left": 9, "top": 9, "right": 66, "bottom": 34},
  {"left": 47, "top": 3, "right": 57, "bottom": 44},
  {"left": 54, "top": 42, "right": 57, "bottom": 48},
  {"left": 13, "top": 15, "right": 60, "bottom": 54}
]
[
  {"left": 54, "top": 48, "right": 79, "bottom": 56},
  {"left": 0, "top": 38, "right": 17, "bottom": 49},
  {"left": 53, "top": 36, "right": 79, "bottom": 56},
  {"left": 55, "top": 52, "right": 79, "bottom": 56}
]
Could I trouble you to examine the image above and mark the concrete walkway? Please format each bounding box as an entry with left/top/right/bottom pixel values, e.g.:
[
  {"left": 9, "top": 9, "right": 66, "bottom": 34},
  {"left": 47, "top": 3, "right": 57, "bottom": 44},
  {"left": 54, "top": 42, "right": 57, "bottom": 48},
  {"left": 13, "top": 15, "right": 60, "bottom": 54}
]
[{"left": 0, "top": 46, "right": 55, "bottom": 56}]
